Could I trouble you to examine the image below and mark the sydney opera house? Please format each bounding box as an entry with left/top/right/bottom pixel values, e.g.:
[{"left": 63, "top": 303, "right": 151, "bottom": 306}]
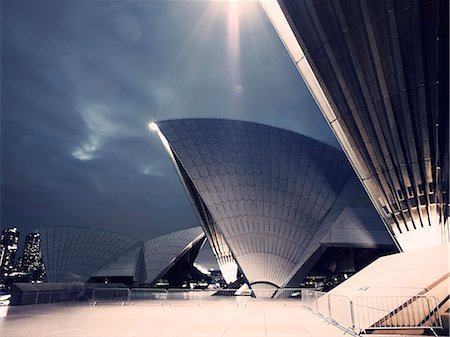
[
  {"left": 150, "top": 0, "right": 448, "bottom": 317},
  {"left": 41, "top": 0, "right": 448, "bottom": 307},
  {"left": 1, "top": 1, "right": 448, "bottom": 336},
  {"left": 257, "top": 0, "right": 448, "bottom": 326},
  {"left": 153, "top": 119, "right": 396, "bottom": 297},
  {"left": 39, "top": 226, "right": 206, "bottom": 286},
  {"left": 262, "top": 0, "right": 449, "bottom": 253}
]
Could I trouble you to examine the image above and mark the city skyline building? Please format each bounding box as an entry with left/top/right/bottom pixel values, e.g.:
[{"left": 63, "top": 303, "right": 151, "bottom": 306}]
[
  {"left": 16, "top": 233, "right": 46, "bottom": 281},
  {"left": 262, "top": 0, "right": 449, "bottom": 252},
  {"left": 0, "top": 227, "right": 20, "bottom": 277},
  {"left": 153, "top": 118, "right": 395, "bottom": 296}
]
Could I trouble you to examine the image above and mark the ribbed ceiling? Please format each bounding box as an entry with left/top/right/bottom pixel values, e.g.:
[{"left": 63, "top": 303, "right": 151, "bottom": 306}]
[{"left": 277, "top": 0, "right": 449, "bottom": 250}]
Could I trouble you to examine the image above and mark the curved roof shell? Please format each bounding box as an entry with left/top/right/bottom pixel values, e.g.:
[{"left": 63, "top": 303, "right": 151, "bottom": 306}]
[
  {"left": 263, "top": 0, "right": 449, "bottom": 252},
  {"left": 40, "top": 226, "right": 205, "bottom": 284},
  {"left": 156, "top": 119, "right": 392, "bottom": 289},
  {"left": 142, "top": 226, "right": 205, "bottom": 284},
  {"left": 40, "top": 226, "right": 141, "bottom": 283}
]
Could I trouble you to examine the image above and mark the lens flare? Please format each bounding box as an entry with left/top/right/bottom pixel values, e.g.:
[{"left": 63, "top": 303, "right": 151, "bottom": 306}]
[{"left": 148, "top": 122, "right": 159, "bottom": 132}]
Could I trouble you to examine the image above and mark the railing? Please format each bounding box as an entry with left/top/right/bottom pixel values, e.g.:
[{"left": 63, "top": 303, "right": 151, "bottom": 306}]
[
  {"left": 91, "top": 288, "right": 129, "bottom": 305},
  {"left": 275, "top": 288, "right": 300, "bottom": 299},
  {"left": 302, "top": 292, "right": 443, "bottom": 335},
  {"left": 298, "top": 289, "right": 325, "bottom": 310},
  {"left": 91, "top": 287, "right": 306, "bottom": 306},
  {"left": 351, "top": 295, "right": 443, "bottom": 332},
  {"left": 13, "top": 289, "right": 93, "bottom": 306},
  {"left": 129, "top": 288, "right": 167, "bottom": 302},
  {"left": 327, "top": 294, "right": 354, "bottom": 328},
  {"left": 14, "top": 286, "right": 443, "bottom": 335}
]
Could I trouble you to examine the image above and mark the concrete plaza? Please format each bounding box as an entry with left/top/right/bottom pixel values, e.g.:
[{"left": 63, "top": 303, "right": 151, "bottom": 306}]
[{"left": 0, "top": 299, "right": 348, "bottom": 337}]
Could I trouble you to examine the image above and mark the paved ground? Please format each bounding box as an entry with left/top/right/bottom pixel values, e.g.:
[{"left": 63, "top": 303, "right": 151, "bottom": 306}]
[{"left": 0, "top": 300, "right": 348, "bottom": 337}]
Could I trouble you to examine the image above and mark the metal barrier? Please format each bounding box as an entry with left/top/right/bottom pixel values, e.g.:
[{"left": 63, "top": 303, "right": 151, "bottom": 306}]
[
  {"left": 299, "top": 289, "right": 325, "bottom": 310},
  {"left": 351, "top": 295, "right": 443, "bottom": 333},
  {"left": 301, "top": 292, "right": 443, "bottom": 335},
  {"left": 325, "top": 294, "right": 353, "bottom": 328},
  {"left": 276, "top": 288, "right": 303, "bottom": 301},
  {"left": 129, "top": 288, "right": 167, "bottom": 303},
  {"left": 92, "top": 288, "right": 129, "bottom": 305},
  {"left": 12, "top": 289, "right": 92, "bottom": 306},
  {"left": 13, "top": 285, "right": 444, "bottom": 335},
  {"left": 90, "top": 287, "right": 442, "bottom": 334},
  {"left": 203, "top": 288, "right": 242, "bottom": 299},
  {"left": 91, "top": 287, "right": 307, "bottom": 305},
  {"left": 166, "top": 289, "right": 204, "bottom": 301}
]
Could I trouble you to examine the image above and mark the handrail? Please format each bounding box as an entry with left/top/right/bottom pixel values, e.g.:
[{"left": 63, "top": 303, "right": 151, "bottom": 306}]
[
  {"left": 302, "top": 292, "right": 443, "bottom": 335},
  {"left": 350, "top": 295, "right": 443, "bottom": 332},
  {"left": 89, "top": 287, "right": 443, "bottom": 335},
  {"left": 90, "top": 287, "right": 308, "bottom": 305}
]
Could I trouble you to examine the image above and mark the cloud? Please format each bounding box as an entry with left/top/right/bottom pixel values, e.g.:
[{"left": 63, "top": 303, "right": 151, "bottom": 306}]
[
  {"left": 72, "top": 102, "right": 121, "bottom": 161},
  {"left": 1, "top": 0, "right": 337, "bottom": 245},
  {"left": 140, "top": 164, "right": 165, "bottom": 177},
  {"left": 72, "top": 136, "right": 100, "bottom": 161}
]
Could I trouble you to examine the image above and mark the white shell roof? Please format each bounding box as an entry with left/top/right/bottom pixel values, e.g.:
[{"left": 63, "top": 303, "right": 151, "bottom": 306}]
[
  {"left": 143, "top": 226, "right": 205, "bottom": 284},
  {"left": 158, "top": 119, "right": 391, "bottom": 288},
  {"left": 40, "top": 226, "right": 205, "bottom": 284},
  {"left": 40, "top": 226, "right": 141, "bottom": 283}
]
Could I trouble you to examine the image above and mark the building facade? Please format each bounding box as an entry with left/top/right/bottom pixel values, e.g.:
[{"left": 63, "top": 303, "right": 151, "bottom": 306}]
[
  {"left": 153, "top": 119, "right": 395, "bottom": 296},
  {"left": 0, "top": 227, "right": 20, "bottom": 277},
  {"left": 39, "top": 226, "right": 206, "bottom": 286},
  {"left": 262, "top": 0, "right": 449, "bottom": 252},
  {"left": 142, "top": 226, "right": 205, "bottom": 284},
  {"left": 17, "top": 233, "right": 46, "bottom": 281}
]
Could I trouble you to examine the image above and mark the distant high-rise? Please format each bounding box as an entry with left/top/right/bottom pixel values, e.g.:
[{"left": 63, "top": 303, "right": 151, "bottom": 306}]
[
  {"left": 0, "top": 227, "right": 20, "bottom": 277},
  {"left": 18, "top": 232, "right": 46, "bottom": 281}
]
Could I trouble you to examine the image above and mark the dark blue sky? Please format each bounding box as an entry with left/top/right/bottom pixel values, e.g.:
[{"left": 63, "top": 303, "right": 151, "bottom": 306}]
[{"left": 1, "top": 1, "right": 337, "bottom": 266}]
